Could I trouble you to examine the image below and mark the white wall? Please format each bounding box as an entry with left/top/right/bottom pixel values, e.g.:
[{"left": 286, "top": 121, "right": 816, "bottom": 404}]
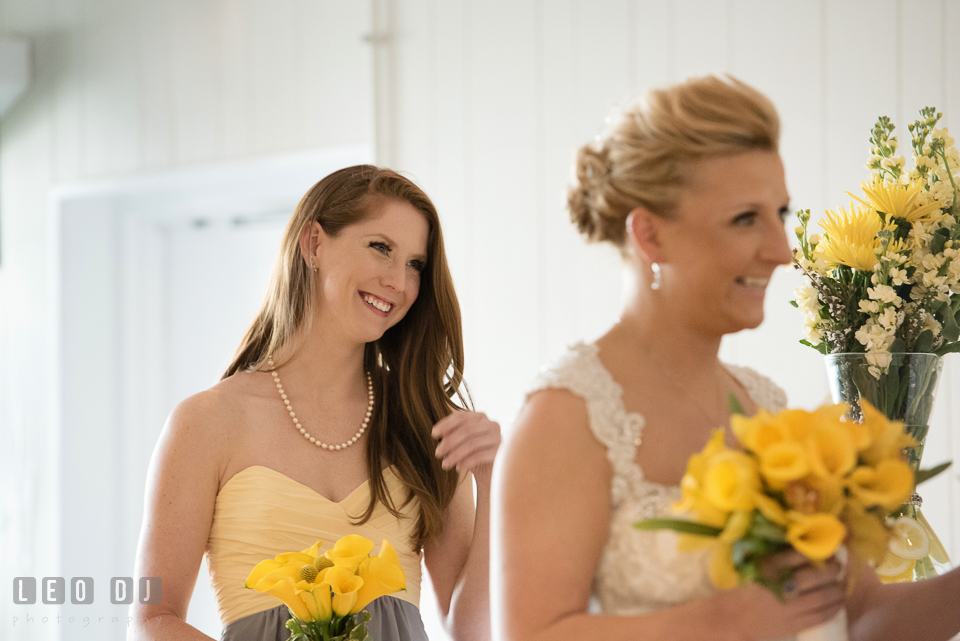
[
  {"left": 0, "top": 2, "right": 374, "bottom": 640},
  {"left": 385, "top": 0, "right": 960, "bottom": 587}
]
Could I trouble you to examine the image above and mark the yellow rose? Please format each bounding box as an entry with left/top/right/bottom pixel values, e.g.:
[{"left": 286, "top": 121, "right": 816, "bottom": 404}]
[
  {"left": 758, "top": 441, "right": 809, "bottom": 488},
  {"left": 846, "top": 460, "right": 914, "bottom": 511},
  {"left": 354, "top": 539, "right": 407, "bottom": 612},
  {"left": 786, "top": 511, "right": 847, "bottom": 561},
  {"left": 703, "top": 451, "right": 761, "bottom": 512}
]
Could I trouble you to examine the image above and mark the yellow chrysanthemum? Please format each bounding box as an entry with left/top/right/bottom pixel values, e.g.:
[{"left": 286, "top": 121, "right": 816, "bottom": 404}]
[
  {"left": 850, "top": 178, "right": 944, "bottom": 223},
  {"left": 815, "top": 203, "right": 885, "bottom": 271}
]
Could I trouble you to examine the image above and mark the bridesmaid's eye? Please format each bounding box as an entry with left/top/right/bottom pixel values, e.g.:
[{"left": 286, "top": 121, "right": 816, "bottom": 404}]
[
  {"left": 369, "top": 241, "right": 391, "bottom": 255},
  {"left": 733, "top": 211, "right": 757, "bottom": 227},
  {"left": 408, "top": 260, "right": 426, "bottom": 273}
]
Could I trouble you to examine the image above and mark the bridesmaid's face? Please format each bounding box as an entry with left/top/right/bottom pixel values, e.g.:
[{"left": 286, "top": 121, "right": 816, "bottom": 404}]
[
  {"left": 312, "top": 199, "right": 429, "bottom": 344},
  {"left": 658, "top": 150, "right": 793, "bottom": 334}
]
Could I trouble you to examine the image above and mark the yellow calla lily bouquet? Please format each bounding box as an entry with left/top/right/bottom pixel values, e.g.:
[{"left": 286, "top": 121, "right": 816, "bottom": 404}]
[
  {"left": 245, "top": 534, "right": 406, "bottom": 641},
  {"left": 636, "top": 401, "right": 932, "bottom": 596}
]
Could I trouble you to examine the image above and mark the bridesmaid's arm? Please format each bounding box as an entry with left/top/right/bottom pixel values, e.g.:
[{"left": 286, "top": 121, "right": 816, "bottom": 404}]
[
  {"left": 128, "top": 393, "right": 228, "bottom": 641},
  {"left": 425, "top": 411, "right": 501, "bottom": 641},
  {"left": 847, "top": 563, "right": 960, "bottom": 641}
]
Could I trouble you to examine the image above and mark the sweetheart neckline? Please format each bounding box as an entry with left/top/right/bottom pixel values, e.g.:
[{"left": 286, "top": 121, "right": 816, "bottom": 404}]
[{"left": 219, "top": 464, "right": 399, "bottom": 506}]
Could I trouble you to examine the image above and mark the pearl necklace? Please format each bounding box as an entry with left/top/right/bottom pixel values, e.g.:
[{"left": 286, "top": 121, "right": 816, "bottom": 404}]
[{"left": 267, "top": 358, "right": 373, "bottom": 451}]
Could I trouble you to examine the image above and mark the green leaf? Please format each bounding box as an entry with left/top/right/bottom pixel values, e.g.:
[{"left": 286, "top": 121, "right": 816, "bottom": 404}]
[
  {"left": 889, "top": 337, "right": 906, "bottom": 353},
  {"left": 916, "top": 461, "right": 952, "bottom": 485},
  {"left": 800, "top": 339, "right": 828, "bottom": 355},
  {"left": 634, "top": 518, "right": 722, "bottom": 537},
  {"left": 727, "top": 393, "right": 745, "bottom": 416},
  {"left": 932, "top": 227, "right": 950, "bottom": 254},
  {"left": 915, "top": 330, "right": 934, "bottom": 353},
  {"left": 942, "top": 307, "right": 960, "bottom": 342},
  {"left": 935, "top": 341, "right": 960, "bottom": 356},
  {"left": 789, "top": 300, "right": 799, "bottom": 308}
]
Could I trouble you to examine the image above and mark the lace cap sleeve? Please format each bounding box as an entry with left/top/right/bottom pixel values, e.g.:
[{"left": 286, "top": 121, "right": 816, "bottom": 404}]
[{"left": 528, "top": 343, "right": 644, "bottom": 507}]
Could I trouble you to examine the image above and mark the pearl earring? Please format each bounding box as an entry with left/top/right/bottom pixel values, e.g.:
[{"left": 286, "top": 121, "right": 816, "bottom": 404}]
[
  {"left": 650, "top": 263, "right": 662, "bottom": 290},
  {"left": 310, "top": 257, "right": 317, "bottom": 272}
]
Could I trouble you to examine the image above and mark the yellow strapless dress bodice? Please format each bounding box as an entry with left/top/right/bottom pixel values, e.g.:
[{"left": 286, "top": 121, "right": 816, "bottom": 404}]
[{"left": 206, "top": 465, "right": 422, "bottom": 626}]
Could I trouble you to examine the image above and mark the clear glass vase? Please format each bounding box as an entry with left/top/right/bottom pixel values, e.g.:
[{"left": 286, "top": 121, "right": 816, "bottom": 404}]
[{"left": 824, "top": 353, "right": 952, "bottom": 581}]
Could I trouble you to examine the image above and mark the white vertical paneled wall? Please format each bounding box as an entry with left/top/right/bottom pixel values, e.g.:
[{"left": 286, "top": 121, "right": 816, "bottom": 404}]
[
  {"left": 0, "top": 2, "right": 373, "bottom": 640},
  {"left": 387, "top": 0, "right": 960, "bottom": 619}
]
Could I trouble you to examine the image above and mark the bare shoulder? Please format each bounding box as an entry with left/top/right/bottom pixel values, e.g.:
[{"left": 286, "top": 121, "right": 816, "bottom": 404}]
[
  {"left": 503, "top": 387, "right": 609, "bottom": 482},
  {"left": 158, "top": 370, "right": 267, "bottom": 475},
  {"left": 513, "top": 387, "right": 591, "bottom": 440}
]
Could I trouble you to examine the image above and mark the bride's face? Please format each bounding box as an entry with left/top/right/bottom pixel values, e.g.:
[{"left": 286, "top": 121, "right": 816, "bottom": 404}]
[{"left": 657, "top": 150, "right": 793, "bottom": 334}]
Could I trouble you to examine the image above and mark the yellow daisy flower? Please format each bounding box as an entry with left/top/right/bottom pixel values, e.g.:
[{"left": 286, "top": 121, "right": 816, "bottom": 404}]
[
  {"left": 815, "top": 203, "right": 885, "bottom": 271},
  {"left": 849, "top": 178, "right": 944, "bottom": 223}
]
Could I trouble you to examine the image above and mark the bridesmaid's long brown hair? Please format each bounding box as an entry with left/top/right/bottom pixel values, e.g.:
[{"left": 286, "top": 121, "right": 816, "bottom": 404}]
[{"left": 223, "top": 165, "right": 467, "bottom": 549}]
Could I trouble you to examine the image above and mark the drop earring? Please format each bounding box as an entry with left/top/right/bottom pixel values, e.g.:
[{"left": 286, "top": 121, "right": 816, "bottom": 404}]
[
  {"left": 310, "top": 257, "right": 317, "bottom": 273},
  {"left": 650, "top": 262, "right": 662, "bottom": 290}
]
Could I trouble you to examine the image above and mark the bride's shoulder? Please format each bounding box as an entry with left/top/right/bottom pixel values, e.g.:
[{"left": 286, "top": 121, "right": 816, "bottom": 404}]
[
  {"left": 724, "top": 363, "right": 788, "bottom": 412},
  {"left": 528, "top": 342, "right": 609, "bottom": 399}
]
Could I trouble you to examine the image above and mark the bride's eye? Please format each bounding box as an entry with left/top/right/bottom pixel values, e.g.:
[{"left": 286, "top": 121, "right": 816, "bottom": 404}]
[
  {"left": 369, "top": 241, "right": 391, "bottom": 255},
  {"left": 733, "top": 211, "right": 757, "bottom": 227}
]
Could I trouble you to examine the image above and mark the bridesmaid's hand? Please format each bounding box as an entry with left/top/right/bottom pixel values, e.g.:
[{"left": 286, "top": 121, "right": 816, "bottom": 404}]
[{"left": 432, "top": 411, "right": 501, "bottom": 485}]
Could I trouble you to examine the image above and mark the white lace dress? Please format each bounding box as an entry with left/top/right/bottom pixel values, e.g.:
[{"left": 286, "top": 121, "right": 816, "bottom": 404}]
[{"left": 530, "top": 342, "right": 788, "bottom": 616}]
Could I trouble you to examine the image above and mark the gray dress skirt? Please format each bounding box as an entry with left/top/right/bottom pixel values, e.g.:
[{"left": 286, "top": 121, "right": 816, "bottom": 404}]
[{"left": 220, "top": 596, "right": 429, "bottom": 641}]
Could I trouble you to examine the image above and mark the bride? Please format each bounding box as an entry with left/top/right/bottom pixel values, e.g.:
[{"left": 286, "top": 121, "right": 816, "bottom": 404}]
[{"left": 495, "top": 75, "right": 960, "bottom": 640}]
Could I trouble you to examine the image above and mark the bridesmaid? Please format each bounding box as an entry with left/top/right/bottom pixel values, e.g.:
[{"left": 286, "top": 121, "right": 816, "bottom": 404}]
[{"left": 130, "top": 166, "right": 499, "bottom": 641}]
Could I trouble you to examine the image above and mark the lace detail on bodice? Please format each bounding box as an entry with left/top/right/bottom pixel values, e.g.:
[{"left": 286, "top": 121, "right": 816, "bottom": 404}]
[{"left": 528, "top": 343, "right": 788, "bottom": 616}]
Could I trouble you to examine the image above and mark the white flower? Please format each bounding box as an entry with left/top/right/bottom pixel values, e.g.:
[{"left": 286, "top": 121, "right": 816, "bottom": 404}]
[
  {"left": 888, "top": 267, "right": 909, "bottom": 286},
  {"left": 922, "top": 313, "right": 942, "bottom": 336},
  {"left": 859, "top": 299, "right": 881, "bottom": 314},
  {"left": 878, "top": 306, "right": 898, "bottom": 329},
  {"left": 866, "top": 350, "right": 893, "bottom": 370},
  {"left": 867, "top": 284, "right": 902, "bottom": 306}
]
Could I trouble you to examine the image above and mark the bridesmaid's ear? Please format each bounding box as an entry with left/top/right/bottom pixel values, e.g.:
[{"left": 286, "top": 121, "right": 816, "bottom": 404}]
[
  {"left": 625, "top": 207, "right": 667, "bottom": 266},
  {"left": 298, "top": 221, "right": 325, "bottom": 271}
]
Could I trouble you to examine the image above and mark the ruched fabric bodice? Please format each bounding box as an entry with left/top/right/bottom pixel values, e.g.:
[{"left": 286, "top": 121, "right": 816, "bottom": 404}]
[
  {"left": 206, "top": 464, "right": 422, "bottom": 627},
  {"left": 529, "top": 343, "right": 787, "bottom": 616}
]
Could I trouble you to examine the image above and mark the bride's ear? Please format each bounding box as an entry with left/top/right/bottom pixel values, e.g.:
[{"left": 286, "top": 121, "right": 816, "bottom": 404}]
[{"left": 625, "top": 207, "right": 666, "bottom": 265}]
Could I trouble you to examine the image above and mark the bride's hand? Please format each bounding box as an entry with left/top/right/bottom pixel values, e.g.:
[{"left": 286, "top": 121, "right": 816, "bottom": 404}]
[
  {"left": 727, "top": 549, "right": 846, "bottom": 641},
  {"left": 432, "top": 411, "right": 501, "bottom": 485}
]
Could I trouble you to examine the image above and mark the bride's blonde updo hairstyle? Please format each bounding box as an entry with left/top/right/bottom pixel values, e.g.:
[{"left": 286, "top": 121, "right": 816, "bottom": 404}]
[{"left": 568, "top": 74, "right": 780, "bottom": 251}]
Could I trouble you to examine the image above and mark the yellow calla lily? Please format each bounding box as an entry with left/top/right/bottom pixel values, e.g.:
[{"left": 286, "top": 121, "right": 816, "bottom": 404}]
[
  {"left": 245, "top": 559, "right": 284, "bottom": 589},
  {"left": 323, "top": 566, "right": 364, "bottom": 617},
  {"left": 708, "top": 542, "right": 740, "bottom": 590},
  {"left": 858, "top": 401, "right": 915, "bottom": 465},
  {"left": 846, "top": 460, "right": 914, "bottom": 511},
  {"left": 758, "top": 441, "right": 809, "bottom": 488},
  {"left": 805, "top": 421, "right": 856, "bottom": 479},
  {"left": 786, "top": 512, "right": 846, "bottom": 561},
  {"left": 259, "top": 576, "right": 314, "bottom": 621},
  {"left": 702, "top": 451, "right": 761, "bottom": 512},
  {"left": 325, "top": 534, "right": 375, "bottom": 572},
  {"left": 354, "top": 540, "right": 407, "bottom": 612},
  {"left": 753, "top": 491, "right": 788, "bottom": 526},
  {"left": 299, "top": 584, "right": 333, "bottom": 621},
  {"left": 842, "top": 498, "right": 891, "bottom": 565}
]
